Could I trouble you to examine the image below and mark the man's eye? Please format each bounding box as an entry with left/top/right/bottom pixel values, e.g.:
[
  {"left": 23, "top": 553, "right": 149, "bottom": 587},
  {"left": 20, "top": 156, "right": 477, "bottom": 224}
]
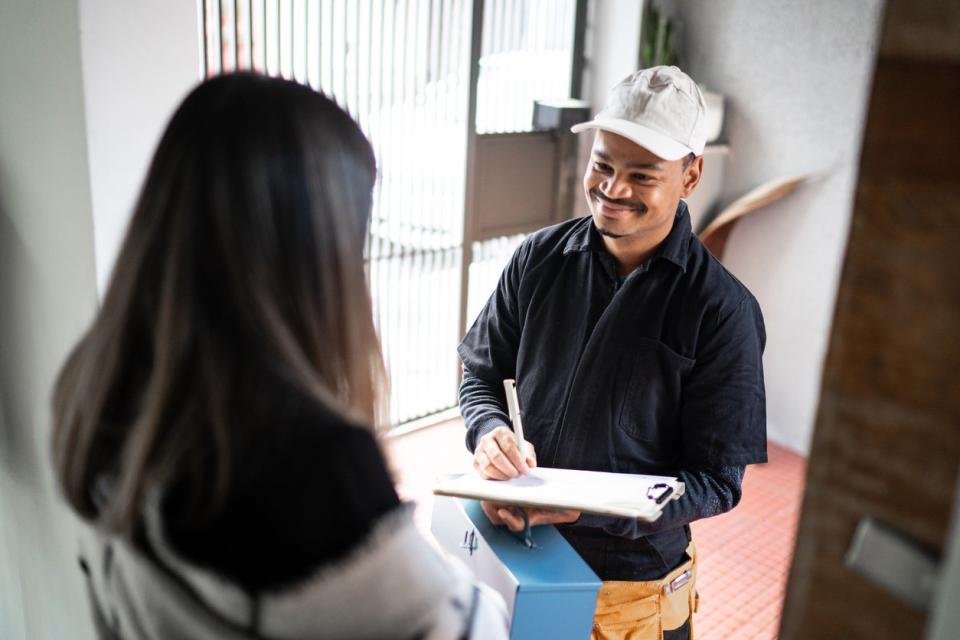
[
  {"left": 632, "top": 174, "right": 652, "bottom": 182},
  {"left": 593, "top": 162, "right": 612, "bottom": 172}
]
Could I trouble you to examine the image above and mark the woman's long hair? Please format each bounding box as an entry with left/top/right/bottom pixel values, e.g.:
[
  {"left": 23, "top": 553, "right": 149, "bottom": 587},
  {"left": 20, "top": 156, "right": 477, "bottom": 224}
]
[{"left": 52, "top": 73, "right": 385, "bottom": 532}]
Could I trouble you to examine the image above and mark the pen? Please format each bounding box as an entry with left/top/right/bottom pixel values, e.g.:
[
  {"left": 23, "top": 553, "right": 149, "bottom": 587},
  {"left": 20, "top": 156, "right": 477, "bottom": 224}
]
[{"left": 503, "top": 379, "right": 527, "bottom": 460}]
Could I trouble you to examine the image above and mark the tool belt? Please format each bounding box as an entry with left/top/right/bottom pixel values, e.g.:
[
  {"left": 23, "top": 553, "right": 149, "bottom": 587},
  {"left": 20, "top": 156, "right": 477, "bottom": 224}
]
[{"left": 591, "top": 542, "right": 698, "bottom": 640}]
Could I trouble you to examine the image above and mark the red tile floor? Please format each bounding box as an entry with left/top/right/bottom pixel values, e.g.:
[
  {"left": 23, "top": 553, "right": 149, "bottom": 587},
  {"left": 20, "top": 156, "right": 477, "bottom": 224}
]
[
  {"left": 387, "top": 419, "right": 807, "bottom": 639},
  {"left": 690, "top": 443, "right": 806, "bottom": 639}
]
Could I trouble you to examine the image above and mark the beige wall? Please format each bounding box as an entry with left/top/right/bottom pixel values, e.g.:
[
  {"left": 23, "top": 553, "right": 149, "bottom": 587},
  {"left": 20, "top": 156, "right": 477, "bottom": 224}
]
[{"left": 0, "top": 0, "right": 99, "bottom": 638}]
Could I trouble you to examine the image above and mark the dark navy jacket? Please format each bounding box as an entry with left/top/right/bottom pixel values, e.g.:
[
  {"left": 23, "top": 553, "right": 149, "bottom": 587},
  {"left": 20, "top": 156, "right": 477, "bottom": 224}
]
[{"left": 458, "top": 203, "right": 767, "bottom": 580}]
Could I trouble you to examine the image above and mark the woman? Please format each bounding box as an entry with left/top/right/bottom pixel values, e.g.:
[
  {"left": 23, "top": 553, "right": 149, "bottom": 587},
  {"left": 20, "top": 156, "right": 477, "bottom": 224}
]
[{"left": 52, "top": 73, "right": 506, "bottom": 639}]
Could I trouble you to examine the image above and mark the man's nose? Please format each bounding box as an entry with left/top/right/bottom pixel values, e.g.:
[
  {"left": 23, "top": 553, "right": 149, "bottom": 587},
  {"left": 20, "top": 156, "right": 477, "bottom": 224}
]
[{"left": 602, "top": 175, "right": 632, "bottom": 200}]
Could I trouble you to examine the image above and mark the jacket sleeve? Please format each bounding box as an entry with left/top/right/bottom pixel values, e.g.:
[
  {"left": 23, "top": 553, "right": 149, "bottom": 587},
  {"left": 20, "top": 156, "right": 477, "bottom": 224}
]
[
  {"left": 681, "top": 294, "right": 768, "bottom": 467},
  {"left": 459, "top": 366, "right": 512, "bottom": 452},
  {"left": 567, "top": 464, "right": 745, "bottom": 539},
  {"left": 457, "top": 242, "right": 529, "bottom": 453}
]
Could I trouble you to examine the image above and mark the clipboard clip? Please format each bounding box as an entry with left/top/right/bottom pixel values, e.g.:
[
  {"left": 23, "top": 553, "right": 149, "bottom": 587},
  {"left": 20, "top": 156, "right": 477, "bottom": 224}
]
[{"left": 646, "top": 483, "right": 674, "bottom": 505}]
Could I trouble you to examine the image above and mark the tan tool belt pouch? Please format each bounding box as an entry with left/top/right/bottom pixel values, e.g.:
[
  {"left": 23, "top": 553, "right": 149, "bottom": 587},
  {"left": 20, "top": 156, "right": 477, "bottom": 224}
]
[{"left": 591, "top": 542, "right": 698, "bottom": 640}]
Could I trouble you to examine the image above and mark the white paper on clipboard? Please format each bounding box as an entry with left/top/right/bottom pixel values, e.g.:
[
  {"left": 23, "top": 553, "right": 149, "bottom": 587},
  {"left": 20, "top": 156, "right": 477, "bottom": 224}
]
[{"left": 433, "top": 467, "right": 685, "bottom": 522}]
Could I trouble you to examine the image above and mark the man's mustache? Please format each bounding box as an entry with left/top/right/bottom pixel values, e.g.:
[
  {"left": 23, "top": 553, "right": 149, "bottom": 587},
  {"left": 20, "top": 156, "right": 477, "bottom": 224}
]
[{"left": 590, "top": 188, "right": 647, "bottom": 213}]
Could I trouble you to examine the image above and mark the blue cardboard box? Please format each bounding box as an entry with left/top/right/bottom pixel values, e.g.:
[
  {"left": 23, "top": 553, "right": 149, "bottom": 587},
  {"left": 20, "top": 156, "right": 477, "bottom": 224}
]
[{"left": 431, "top": 496, "right": 602, "bottom": 639}]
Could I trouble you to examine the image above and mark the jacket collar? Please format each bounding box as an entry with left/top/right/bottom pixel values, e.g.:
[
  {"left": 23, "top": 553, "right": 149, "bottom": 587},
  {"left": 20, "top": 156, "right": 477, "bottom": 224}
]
[{"left": 562, "top": 201, "right": 692, "bottom": 272}]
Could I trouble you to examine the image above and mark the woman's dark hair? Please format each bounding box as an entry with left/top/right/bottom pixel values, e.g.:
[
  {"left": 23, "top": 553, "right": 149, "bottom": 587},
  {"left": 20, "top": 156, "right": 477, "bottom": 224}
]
[{"left": 52, "top": 73, "right": 385, "bottom": 531}]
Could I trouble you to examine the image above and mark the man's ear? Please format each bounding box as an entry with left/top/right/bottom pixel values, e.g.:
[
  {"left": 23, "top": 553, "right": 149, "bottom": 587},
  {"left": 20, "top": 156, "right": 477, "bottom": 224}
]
[{"left": 680, "top": 156, "right": 704, "bottom": 198}]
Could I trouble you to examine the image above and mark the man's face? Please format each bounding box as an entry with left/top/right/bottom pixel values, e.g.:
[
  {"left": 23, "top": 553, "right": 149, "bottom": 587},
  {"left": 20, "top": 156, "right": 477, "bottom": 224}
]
[{"left": 583, "top": 130, "right": 700, "bottom": 240}]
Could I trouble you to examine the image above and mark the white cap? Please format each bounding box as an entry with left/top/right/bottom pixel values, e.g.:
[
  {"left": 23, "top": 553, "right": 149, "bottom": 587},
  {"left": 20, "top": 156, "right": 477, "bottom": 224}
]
[{"left": 571, "top": 66, "right": 707, "bottom": 161}]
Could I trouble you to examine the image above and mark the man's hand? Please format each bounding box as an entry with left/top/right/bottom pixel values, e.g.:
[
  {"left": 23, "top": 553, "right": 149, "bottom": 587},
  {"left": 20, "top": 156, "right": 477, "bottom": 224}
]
[
  {"left": 473, "top": 425, "right": 537, "bottom": 480},
  {"left": 472, "top": 426, "right": 580, "bottom": 530},
  {"left": 480, "top": 502, "right": 581, "bottom": 532}
]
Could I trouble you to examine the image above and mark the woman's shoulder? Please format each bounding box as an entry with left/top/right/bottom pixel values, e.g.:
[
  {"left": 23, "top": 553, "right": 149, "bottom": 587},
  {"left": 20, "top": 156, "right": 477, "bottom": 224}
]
[
  {"left": 116, "top": 502, "right": 507, "bottom": 639},
  {"left": 254, "top": 505, "right": 509, "bottom": 638}
]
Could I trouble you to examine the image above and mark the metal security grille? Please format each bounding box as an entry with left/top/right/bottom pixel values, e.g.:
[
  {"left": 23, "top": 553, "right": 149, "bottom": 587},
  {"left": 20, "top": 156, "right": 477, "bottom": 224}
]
[
  {"left": 199, "top": 0, "right": 581, "bottom": 426},
  {"left": 466, "top": 234, "right": 525, "bottom": 328}
]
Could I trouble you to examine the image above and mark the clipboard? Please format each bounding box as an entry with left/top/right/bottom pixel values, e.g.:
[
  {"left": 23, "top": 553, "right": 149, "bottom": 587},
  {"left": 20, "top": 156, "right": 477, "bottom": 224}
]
[{"left": 433, "top": 467, "right": 685, "bottom": 522}]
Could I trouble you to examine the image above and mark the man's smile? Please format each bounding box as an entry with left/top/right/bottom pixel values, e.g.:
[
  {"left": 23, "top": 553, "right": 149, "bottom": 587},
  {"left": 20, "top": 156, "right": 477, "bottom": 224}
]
[{"left": 591, "top": 188, "right": 647, "bottom": 218}]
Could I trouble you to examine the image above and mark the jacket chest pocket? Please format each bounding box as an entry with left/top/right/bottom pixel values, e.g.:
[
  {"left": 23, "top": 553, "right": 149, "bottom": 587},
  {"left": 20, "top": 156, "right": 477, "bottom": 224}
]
[{"left": 617, "top": 339, "right": 695, "bottom": 446}]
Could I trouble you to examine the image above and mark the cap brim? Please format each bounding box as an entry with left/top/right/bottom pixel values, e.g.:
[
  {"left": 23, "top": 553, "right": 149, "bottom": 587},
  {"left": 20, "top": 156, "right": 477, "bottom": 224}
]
[{"left": 570, "top": 117, "right": 692, "bottom": 161}]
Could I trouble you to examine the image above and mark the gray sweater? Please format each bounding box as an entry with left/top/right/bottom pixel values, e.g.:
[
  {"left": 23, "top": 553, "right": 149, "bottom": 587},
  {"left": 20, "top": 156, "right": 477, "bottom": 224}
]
[{"left": 78, "top": 500, "right": 508, "bottom": 639}]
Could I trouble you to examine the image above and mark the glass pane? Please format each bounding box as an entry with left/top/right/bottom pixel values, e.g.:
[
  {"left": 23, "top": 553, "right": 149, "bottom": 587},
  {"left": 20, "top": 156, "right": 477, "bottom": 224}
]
[{"left": 475, "top": 0, "right": 578, "bottom": 134}]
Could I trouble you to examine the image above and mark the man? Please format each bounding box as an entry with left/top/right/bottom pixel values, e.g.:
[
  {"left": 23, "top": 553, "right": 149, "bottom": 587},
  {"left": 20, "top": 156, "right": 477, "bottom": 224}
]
[{"left": 457, "top": 66, "right": 767, "bottom": 639}]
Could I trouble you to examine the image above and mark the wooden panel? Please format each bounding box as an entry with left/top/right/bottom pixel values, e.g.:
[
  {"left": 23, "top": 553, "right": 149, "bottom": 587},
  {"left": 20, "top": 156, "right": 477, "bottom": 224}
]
[
  {"left": 779, "top": 48, "right": 960, "bottom": 640},
  {"left": 880, "top": 0, "right": 960, "bottom": 61},
  {"left": 473, "top": 132, "right": 560, "bottom": 240}
]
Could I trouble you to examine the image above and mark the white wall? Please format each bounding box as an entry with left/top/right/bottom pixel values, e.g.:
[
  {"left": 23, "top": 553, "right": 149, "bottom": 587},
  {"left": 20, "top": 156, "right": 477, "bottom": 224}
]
[
  {"left": 79, "top": 0, "right": 202, "bottom": 294},
  {"left": 0, "top": 1, "right": 99, "bottom": 638},
  {"left": 669, "top": 0, "right": 884, "bottom": 454},
  {"left": 931, "top": 470, "right": 960, "bottom": 638},
  {"left": 582, "top": 0, "right": 643, "bottom": 115},
  {"left": 576, "top": 0, "right": 644, "bottom": 183}
]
